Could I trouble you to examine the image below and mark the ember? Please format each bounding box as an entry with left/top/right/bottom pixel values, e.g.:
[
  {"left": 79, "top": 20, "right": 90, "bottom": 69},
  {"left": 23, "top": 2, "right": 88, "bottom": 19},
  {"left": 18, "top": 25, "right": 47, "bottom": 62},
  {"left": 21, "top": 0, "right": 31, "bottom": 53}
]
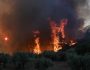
[
  {"left": 34, "top": 37, "right": 41, "bottom": 54},
  {"left": 4, "top": 37, "right": 8, "bottom": 41},
  {"left": 69, "top": 40, "right": 77, "bottom": 46}
]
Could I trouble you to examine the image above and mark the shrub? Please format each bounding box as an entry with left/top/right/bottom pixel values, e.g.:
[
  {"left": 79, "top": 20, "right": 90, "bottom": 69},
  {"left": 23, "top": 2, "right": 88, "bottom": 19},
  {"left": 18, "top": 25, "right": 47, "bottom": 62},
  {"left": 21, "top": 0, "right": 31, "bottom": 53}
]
[
  {"left": 66, "top": 49, "right": 82, "bottom": 70},
  {"left": 56, "top": 51, "right": 66, "bottom": 61},
  {"left": 35, "top": 57, "right": 53, "bottom": 70},
  {"left": 24, "top": 58, "right": 37, "bottom": 70},
  {"left": 41, "top": 51, "right": 66, "bottom": 61},
  {"left": 75, "top": 41, "right": 90, "bottom": 55},
  {"left": 12, "top": 52, "right": 30, "bottom": 70},
  {"left": 41, "top": 51, "right": 56, "bottom": 61},
  {"left": 0, "top": 53, "right": 10, "bottom": 69},
  {"left": 82, "top": 53, "right": 90, "bottom": 70}
]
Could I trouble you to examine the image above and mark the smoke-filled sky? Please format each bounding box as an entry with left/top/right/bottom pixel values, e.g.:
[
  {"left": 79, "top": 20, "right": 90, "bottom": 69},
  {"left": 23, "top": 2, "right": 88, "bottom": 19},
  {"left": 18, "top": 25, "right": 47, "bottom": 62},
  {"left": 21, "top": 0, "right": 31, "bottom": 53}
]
[
  {"left": 76, "top": 0, "right": 90, "bottom": 27},
  {"left": 0, "top": 0, "right": 90, "bottom": 52}
]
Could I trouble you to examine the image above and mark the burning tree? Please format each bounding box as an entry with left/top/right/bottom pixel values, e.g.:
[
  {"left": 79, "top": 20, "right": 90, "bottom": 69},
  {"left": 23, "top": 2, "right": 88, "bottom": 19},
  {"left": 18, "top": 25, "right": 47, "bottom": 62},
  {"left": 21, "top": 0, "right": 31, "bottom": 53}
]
[{"left": 50, "top": 19, "right": 68, "bottom": 52}]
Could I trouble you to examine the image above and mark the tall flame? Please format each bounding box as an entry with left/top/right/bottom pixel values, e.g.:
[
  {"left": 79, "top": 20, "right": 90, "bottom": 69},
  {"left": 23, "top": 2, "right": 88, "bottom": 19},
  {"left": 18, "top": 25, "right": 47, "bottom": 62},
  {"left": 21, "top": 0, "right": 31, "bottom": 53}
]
[
  {"left": 33, "top": 31, "right": 41, "bottom": 54},
  {"left": 59, "top": 19, "right": 68, "bottom": 38},
  {"left": 50, "top": 19, "right": 68, "bottom": 52},
  {"left": 53, "top": 34, "right": 62, "bottom": 52},
  {"left": 50, "top": 21, "right": 61, "bottom": 52},
  {"left": 33, "top": 37, "right": 41, "bottom": 54}
]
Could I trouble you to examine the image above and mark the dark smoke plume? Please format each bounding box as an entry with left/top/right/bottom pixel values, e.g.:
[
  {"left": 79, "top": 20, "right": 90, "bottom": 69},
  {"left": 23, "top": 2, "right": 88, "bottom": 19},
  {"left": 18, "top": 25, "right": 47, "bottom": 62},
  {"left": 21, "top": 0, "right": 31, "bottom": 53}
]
[{"left": 0, "top": 0, "right": 88, "bottom": 53}]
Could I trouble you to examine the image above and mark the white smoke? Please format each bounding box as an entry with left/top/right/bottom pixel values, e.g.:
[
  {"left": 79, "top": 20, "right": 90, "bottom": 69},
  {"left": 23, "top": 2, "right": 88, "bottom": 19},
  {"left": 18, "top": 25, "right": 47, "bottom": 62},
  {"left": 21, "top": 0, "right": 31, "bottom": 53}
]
[{"left": 77, "top": 0, "right": 90, "bottom": 28}]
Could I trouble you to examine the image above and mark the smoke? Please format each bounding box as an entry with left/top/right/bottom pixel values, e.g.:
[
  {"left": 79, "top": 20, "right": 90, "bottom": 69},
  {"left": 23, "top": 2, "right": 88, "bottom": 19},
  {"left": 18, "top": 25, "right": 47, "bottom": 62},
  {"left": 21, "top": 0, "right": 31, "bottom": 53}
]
[
  {"left": 74, "top": 0, "right": 90, "bottom": 38},
  {"left": 75, "top": 0, "right": 90, "bottom": 28},
  {"left": 0, "top": 0, "right": 88, "bottom": 52}
]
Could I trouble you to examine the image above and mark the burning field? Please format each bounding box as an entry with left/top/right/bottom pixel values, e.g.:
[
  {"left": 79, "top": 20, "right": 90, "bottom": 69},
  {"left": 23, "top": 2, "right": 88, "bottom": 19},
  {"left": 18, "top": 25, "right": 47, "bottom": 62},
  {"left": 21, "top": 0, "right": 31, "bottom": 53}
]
[
  {"left": 0, "top": 0, "right": 89, "bottom": 55},
  {"left": 0, "top": 0, "right": 90, "bottom": 70}
]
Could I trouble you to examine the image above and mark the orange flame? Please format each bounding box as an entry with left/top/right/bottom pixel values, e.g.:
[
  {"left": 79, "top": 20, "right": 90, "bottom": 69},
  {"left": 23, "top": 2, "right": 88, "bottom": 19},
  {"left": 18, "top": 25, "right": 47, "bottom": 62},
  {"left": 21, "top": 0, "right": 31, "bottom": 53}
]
[
  {"left": 33, "top": 30, "right": 41, "bottom": 54},
  {"left": 69, "top": 40, "right": 77, "bottom": 46},
  {"left": 59, "top": 19, "right": 68, "bottom": 38},
  {"left": 53, "top": 34, "right": 62, "bottom": 52},
  {"left": 50, "top": 19, "right": 68, "bottom": 52},
  {"left": 33, "top": 37, "right": 41, "bottom": 54}
]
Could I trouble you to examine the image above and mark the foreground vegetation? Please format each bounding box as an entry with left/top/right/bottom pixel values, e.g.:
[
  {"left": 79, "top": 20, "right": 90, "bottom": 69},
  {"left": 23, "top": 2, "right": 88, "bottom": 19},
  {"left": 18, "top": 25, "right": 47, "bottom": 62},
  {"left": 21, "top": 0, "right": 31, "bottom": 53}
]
[{"left": 66, "top": 30, "right": 90, "bottom": 70}]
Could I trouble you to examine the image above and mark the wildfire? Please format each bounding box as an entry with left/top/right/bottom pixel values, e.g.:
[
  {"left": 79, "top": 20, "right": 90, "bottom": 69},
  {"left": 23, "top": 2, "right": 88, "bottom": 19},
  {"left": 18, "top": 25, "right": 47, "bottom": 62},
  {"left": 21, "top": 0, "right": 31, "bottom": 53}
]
[
  {"left": 0, "top": 18, "right": 77, "bottom": 54},
  {"left": 50, "top": 19, "right": 68, "bottom": 52},
  {"left": 33, "top": 31, "right": 41, "bottom": 54},
  {"left": 69, "top": 40, "right": 77, "bottom": 46},
  {"left": 53, "top": 34, "right": 62, "bottom": 52},
  {"left": 33, "top": 37, "right": 41, "bottom": 54}
]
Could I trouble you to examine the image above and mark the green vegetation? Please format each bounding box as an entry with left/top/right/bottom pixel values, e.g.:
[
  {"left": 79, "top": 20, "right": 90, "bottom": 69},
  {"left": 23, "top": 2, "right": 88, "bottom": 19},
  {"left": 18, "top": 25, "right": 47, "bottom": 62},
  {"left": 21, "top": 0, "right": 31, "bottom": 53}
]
[
  {"left": 66, "top": 42, "right": 90, "bottom": 70},
  {"left": 65, "top": 30, "right": 90, "bottom": 70},
  {"left": 0, "top": 52, "right": 53, "bottom": 70}
]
